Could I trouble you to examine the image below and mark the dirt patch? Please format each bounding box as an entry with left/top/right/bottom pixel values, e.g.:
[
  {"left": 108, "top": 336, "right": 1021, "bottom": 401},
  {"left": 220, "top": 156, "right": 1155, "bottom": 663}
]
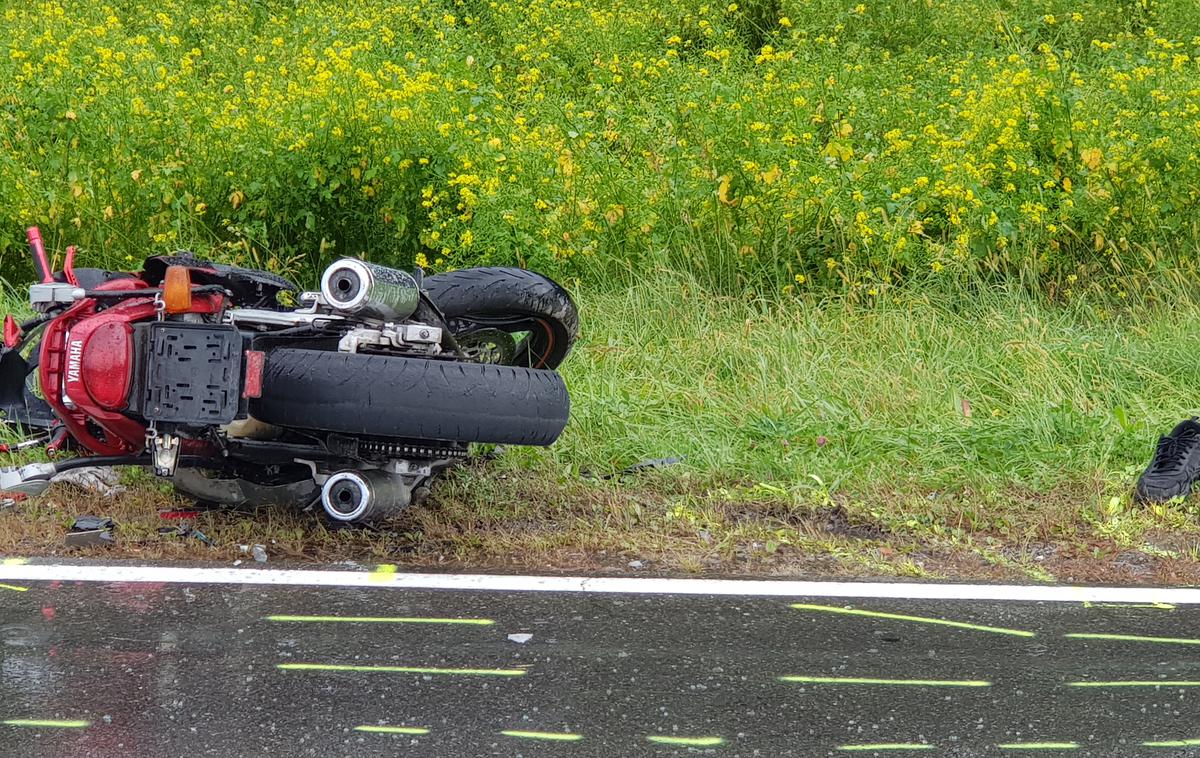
[{"left": 1, "top": 468, "right": 1198, "bottom": 584}]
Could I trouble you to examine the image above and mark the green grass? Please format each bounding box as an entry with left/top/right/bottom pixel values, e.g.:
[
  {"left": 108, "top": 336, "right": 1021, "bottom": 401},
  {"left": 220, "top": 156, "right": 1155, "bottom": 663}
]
[
  {"left": 553, "top": 272, "right": 1199, "bottom": 493},
  {"left": 5, "top": 0, "right": 1200, "bottom": 579},
  {"left": 7, "top": 276, "right": 1200, "bottom": 581}
]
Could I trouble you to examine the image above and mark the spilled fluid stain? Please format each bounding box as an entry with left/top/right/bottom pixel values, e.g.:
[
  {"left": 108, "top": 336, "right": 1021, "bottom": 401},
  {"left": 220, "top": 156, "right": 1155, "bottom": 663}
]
[
  {"left": 354, "top": 725, "right": 430, "bottom": 735},
  {"left": 278, "top": 662, "right": 527, "bottom": 676},
  {"left": 779, "top": 676, "right": 991, "bottom": 687},
  {"left": 500, "top": 730, "right": 584, "bottom": 741},
  {"left": 1143, "top": 738, "right": 1200, "bottom": 747},
  {"left": 368, "top": 564, "right": 398, "bottom": 583},
  {"left": 3, "top": 719, "right": 90, "bottom": 728},
  {"left": 790, "top": 603, "right": 1035, "bottom": 637},
  {"left": 266, "top": 614, "right": 494, "bottom": 625},
  {"left": 836, "top": 743, "right": 933, "bottom": 752},
  {"left": 646, "top": 735, "right": 725, "bottom": 747}
]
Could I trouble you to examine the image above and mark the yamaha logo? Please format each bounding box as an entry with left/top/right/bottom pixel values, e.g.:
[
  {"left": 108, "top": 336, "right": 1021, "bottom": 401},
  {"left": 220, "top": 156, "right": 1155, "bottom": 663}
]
[{"left": 66, "top": 339, "right": 83, "bottom": 384}]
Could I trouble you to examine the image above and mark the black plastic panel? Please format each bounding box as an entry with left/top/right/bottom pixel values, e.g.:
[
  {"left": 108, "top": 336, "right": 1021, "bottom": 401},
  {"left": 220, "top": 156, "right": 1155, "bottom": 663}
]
[{"left": 141, "top": 323, "right": 242, "bottom": 424}]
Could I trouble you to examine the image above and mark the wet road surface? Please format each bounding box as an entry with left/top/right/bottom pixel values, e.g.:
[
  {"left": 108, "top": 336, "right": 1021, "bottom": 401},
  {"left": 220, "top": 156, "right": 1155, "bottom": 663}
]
[{"left": 1, "top": 565, "right": 1200, "bottom": 756}]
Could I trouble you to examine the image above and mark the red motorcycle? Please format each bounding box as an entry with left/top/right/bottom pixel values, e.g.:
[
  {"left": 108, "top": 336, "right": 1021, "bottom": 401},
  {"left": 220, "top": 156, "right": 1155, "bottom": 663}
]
[{"left": 0, "top": 228, "right": 577, "bottom": 524}]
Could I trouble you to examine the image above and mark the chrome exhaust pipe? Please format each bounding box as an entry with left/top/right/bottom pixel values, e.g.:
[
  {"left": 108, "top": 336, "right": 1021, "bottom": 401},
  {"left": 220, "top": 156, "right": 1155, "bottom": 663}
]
[
  {"left": 320, "top": 469, "right": 412, "bottom": 523},
  {"left": 319, "top": 259, "right": 420, "bottom": 322}
]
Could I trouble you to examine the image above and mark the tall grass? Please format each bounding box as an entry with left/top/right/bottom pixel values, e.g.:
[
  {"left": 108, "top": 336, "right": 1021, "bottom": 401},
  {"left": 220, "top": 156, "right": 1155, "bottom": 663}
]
[
  {"left": 1, "top": 0, "right": 1200, "bottom": 296},
  {"left": 1, "top": 0, "right": 1196, "bottom": 503},
  {"left": 548, "top": 271, "right": 1200, "bottom": 491}
]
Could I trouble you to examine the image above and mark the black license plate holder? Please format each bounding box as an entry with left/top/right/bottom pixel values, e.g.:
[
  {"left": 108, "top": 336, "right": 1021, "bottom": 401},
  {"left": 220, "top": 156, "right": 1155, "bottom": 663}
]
[{"left": 140, "top": 323, "right": 243, "bottom": 424}]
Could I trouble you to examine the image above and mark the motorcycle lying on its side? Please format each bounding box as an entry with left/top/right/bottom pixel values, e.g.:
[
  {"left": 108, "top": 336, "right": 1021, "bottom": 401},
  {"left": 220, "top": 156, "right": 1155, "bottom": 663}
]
[{"left": 0, "top": 228, "right": 578, "bottom": 524}]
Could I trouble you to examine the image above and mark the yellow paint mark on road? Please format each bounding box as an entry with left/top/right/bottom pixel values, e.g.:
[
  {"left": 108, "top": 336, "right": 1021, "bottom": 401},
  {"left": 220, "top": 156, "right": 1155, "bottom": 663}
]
[
  {"left": 369, "top": 564, "right": 398, "bottom": 583},
  {"left": 355, "top": 725, "right": 430, "bottom": 735},
  {"left": 278, "top": 663, "right": 526, "bottom": 677},
  {"left": 0, "top": 557, "right": 28, "bottom": 566},
  {"left": 3, "top": 719, "right": 90, "bottom": 728},
  {"left": 646, "top": 736, "right": 725, "bottom": 747},
  {"left": 1069, "top": 681, "right": 1200, "bottom": 688},
  {"left": 837, "top": 744, "right": 933, "bottom": 752},
  {"left": 0, "top": 584, "right": 27, "bottom": 592},
  {"left": 267, "top": 615, "right": 493, "bottom": 625},
  {"left": 780, "top": 676, "right": 990, "bottom": 687},
  {"left": 791, "top": 604, "right": 1035, "bottom": 637},
  {"left": 1144, "top": 739, "right": 1200, "bottom": 748},
  {"left": 501, "top": 730, "right": 583, "bottom": 742},
  {"left": 1065, "top": 632, "right": 1200, "bottom": 646},
  {"left": 997, "top": 743, "right": 1079, "bottom": 750}
]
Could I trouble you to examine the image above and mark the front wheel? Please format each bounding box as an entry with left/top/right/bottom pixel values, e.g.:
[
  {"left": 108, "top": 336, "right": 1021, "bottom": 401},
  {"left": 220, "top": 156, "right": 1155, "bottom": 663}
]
[
  {"left": 422, "top": 267, "right": 579, "bottom": 369},
  {"left": 250, "top": 349, "right": 570, "bottom": 446}
]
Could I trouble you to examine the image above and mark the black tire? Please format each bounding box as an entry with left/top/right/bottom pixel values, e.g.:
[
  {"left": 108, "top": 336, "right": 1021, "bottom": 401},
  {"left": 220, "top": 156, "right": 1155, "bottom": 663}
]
[
  {"left": 250, "top": 349, "right": 570, "bottom": 445},
  {"left": 422, "top": 267, "right": 579, "bottom": 369}
]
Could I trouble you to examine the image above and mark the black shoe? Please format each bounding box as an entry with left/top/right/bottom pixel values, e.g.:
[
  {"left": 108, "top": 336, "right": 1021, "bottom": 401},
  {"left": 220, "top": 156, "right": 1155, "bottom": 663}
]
[{"left": 1135, "top": 418, "right": 1200, "bottom": 502}]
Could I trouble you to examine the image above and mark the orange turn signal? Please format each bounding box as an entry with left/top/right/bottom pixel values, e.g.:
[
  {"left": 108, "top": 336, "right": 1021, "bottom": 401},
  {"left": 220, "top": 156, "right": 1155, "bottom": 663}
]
[{"left": 163, "top": 265, "right": 192, "bottom": 313}]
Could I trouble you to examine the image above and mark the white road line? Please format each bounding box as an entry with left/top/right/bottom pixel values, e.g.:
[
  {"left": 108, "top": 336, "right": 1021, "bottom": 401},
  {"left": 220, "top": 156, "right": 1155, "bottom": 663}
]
[{"left": 0, "top": 562, "right": 1198, "bottom": 603}]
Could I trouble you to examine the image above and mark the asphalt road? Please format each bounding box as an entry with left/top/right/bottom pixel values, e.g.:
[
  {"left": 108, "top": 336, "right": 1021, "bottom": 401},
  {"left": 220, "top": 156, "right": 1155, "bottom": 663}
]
[{"left": 2, "top": 567, "right": 1200, "bottom": 757}]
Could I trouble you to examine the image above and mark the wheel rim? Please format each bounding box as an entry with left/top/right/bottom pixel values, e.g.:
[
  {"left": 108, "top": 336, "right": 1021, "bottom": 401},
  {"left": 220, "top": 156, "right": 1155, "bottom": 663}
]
[
  {"left": 455, "top": 328, "right": 520, "bottom": 365},
  {"left": 448, "top": 315, "right": 557, "bottom": 368}
]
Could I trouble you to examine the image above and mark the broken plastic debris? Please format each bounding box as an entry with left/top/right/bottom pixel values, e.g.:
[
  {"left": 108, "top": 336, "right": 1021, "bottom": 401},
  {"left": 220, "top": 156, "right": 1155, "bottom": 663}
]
[
  {"left": 51, "top": 467, "right": 126, "bottom": 496},
  {"left": 71, "top": 515, "right": 114, "bottom": 532},
  {"left": 66, "top": 515, "right": 116, "bottom": 547},
  {"left": 507, "top": 633, "right": 533, "bottom": 644},
  {"left": 65, "top": 529, "right": 115, "bottom": 547}
]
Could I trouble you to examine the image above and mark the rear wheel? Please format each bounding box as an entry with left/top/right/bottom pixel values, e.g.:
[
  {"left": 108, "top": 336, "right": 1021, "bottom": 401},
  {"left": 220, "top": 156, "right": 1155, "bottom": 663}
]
[
  {"left": 422, "top": 267, "right": 579, "bottom": 369},
  {"left": 250, "top": 349, "right": 570, "bottom": 445}
]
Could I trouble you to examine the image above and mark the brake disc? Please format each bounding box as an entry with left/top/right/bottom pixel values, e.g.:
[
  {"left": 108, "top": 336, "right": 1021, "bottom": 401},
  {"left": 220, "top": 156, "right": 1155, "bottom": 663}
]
[{"left": 455, "top": 328, "right": 519, "bottom": 364}]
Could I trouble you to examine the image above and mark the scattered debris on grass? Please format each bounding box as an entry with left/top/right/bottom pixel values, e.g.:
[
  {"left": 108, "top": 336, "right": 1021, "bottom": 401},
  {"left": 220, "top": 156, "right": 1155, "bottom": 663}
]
[
  {"left": 65, "top": 515, "right": 116, "bottom": 548},
  {"left": 0, "top": 462, "right": 1197, "bottom": 585}
]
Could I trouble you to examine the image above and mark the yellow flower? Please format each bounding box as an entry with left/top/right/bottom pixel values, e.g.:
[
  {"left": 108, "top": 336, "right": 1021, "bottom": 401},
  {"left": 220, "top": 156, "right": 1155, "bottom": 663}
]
[{"left": 717, "top": 175, "right": 735, "bottom": 205}]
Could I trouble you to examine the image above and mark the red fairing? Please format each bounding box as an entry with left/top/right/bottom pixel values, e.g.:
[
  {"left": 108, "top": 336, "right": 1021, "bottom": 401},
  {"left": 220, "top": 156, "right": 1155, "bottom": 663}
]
[
  {"left": 3, "top": 315, "right": 19, "bottom": 348},
  {"left": 39, "top": 280, "right": 227, "bottom": 456},
  {"left": 76, "top": 321, "right": 132, "bottom": 410}
]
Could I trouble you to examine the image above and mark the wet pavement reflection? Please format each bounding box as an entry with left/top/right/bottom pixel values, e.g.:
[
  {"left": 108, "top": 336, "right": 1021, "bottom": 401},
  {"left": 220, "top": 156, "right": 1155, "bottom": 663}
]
[{"left": 2, "top": 578, "right": 1200, "bottom": 756}]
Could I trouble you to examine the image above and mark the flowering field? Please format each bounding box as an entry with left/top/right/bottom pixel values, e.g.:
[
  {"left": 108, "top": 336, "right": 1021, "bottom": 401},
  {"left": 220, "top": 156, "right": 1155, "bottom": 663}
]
[{"left": 1, "top": 0, "right": 1198, "bottom": 295}]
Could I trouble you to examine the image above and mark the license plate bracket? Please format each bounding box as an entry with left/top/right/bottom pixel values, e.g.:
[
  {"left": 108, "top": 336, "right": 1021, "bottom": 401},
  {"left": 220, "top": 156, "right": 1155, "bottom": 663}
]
[{"left": 140, "top": 323, "right": 243, "bottom": 424}]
